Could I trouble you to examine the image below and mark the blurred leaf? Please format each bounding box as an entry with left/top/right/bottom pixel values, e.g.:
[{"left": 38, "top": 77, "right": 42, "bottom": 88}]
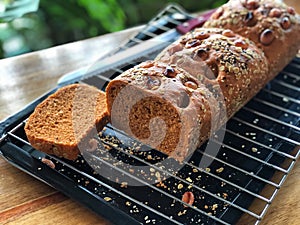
[
  {"left": 0, "top": 0, "right": 227, "bottom": 58},
  {"left": 212, "top": 0, "right": 228, "bottom": 8},
  {"left": 78, "top": 0, "right": 125, "bottom": 32}
]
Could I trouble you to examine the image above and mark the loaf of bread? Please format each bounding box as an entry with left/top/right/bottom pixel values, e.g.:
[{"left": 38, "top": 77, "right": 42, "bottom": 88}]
[
  {"left": 203, "top": 0, "right": 300, "bottom": 75},
  {"left": 106, "top": 28, "right": 269, "bottom": 161},
  {"left": 25, "top": 84, "right": 109, "bottom": 160},
  {"left": 106, "top": 0, "right": 299, "bottom": 161}
]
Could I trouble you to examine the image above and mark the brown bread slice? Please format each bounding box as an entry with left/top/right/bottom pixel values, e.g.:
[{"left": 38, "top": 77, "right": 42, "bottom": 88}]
[{"left": 25, "top": 84, "right": 109, "bottom": 160}]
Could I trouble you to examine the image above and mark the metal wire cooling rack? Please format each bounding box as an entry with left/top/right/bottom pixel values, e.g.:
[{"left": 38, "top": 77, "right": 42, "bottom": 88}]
[{"left": 0, "top": 4, "right": 299, "bottom": 225}]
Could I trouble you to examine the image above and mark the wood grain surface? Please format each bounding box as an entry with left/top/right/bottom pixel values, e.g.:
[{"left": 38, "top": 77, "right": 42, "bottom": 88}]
[{"left": 0, "top": 2, "right": 299, "bottom": 224}]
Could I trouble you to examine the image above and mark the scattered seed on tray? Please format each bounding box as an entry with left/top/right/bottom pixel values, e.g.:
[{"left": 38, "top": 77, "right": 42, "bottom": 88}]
[
  {"left": 252, "top": 147, "right": 258, "bottom": 152},
  {"left": 104, "top": 197, "right": 112, "bottom": 202},
  {"left": 41, "top": 158, "right": 55, "bottom": 169},
  {"left": 182, "top": 191, "right": 195, "bottom": 208},
  {"left": 216, "top": 167, "right": 224, "bottom": 173}
]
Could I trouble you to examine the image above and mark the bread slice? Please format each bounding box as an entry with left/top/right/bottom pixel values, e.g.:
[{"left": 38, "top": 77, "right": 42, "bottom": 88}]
[{"left": 25, "top": 84, "right": 109, "bottom": 160}]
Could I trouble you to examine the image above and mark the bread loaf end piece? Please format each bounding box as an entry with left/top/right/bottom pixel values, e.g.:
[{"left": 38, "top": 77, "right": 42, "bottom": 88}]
[
  {"left": 156, "top": 27, "right": 269, "bottom": 119},
  {"left": 106, "top": 61, "right": 220, "bottom": 161},
  {"left": 25, "top": 84, "right": 109, "bottom": 160},
  {"left": 203, "top": 0, "right": 300, "bottom": 75}
]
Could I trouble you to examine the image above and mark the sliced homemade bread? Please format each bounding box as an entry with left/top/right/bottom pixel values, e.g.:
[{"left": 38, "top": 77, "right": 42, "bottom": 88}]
[
  {"left": 25, "top": 83, "right": 109, "bottom": 160},
  {"left": 106, "top": 28, "right": 269, "bottom": 161}
]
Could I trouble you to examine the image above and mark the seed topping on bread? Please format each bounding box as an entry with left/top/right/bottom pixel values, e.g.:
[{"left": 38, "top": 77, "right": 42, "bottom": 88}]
[
  {"left": 204, "top": 0, "right": 298, "bottom": 47},
  {"left": 203, "top": 0, "right": 300, "bottom": 76},
  {"left": 162, "top": 28, "right": 265, "bottom": 81}
]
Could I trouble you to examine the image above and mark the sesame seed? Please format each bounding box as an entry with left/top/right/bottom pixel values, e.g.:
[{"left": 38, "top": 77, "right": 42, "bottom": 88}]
[
  {"left": 252, "top": 147, "right": 258, "bottom": 152},
  {"left": 104, "top": 197, "right": 112, "bottom": 202},
  {"left": 216, "top": 167, "right": 224, "bottom": 173},
  {"left": 178, "top": 183, "right": 184, "bottom": 189}
]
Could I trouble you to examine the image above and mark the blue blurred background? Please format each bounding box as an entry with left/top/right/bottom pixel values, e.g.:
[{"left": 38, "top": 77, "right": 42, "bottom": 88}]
[{"left": 0, "top": 0, "right": 226, "bottom": 58}]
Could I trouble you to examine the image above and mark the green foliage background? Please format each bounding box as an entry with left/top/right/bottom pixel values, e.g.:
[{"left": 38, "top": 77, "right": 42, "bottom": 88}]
[{"left": 0, "top": 0, "right": 226, "bottom": 58}]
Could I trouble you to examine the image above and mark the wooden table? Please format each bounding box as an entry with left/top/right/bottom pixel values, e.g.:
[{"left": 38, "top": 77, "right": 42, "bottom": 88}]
[{"left": 0, "top": 4, "right": 299, "bottom": 225}]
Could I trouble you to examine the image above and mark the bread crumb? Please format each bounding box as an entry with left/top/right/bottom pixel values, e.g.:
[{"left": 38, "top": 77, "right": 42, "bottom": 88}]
[
  {"left": 121, "top": 182, "right": 128, "bottom": 188},
  {"left": 125, "top": 201, "right": 131, "bottom": 206},
  {"left": 186, "top": 177, "right": 193, "bottom": 183},
  {"left": 104, "top": 197, "right": 112, "bottom": 202},
  {"left": 216, "top": 167, "right": 224, "bottom": 173},
  {"left": 212, "top": 204, "right": 218, "bottom": 211}
]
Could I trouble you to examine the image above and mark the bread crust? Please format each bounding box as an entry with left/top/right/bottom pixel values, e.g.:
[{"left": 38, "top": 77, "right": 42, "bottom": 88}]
[
  {"left": 156, "top": 27, "right": 269, "bottom": 119},
  {"left": 204, "top": 0, "right": 300, "bottom": 75}
]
